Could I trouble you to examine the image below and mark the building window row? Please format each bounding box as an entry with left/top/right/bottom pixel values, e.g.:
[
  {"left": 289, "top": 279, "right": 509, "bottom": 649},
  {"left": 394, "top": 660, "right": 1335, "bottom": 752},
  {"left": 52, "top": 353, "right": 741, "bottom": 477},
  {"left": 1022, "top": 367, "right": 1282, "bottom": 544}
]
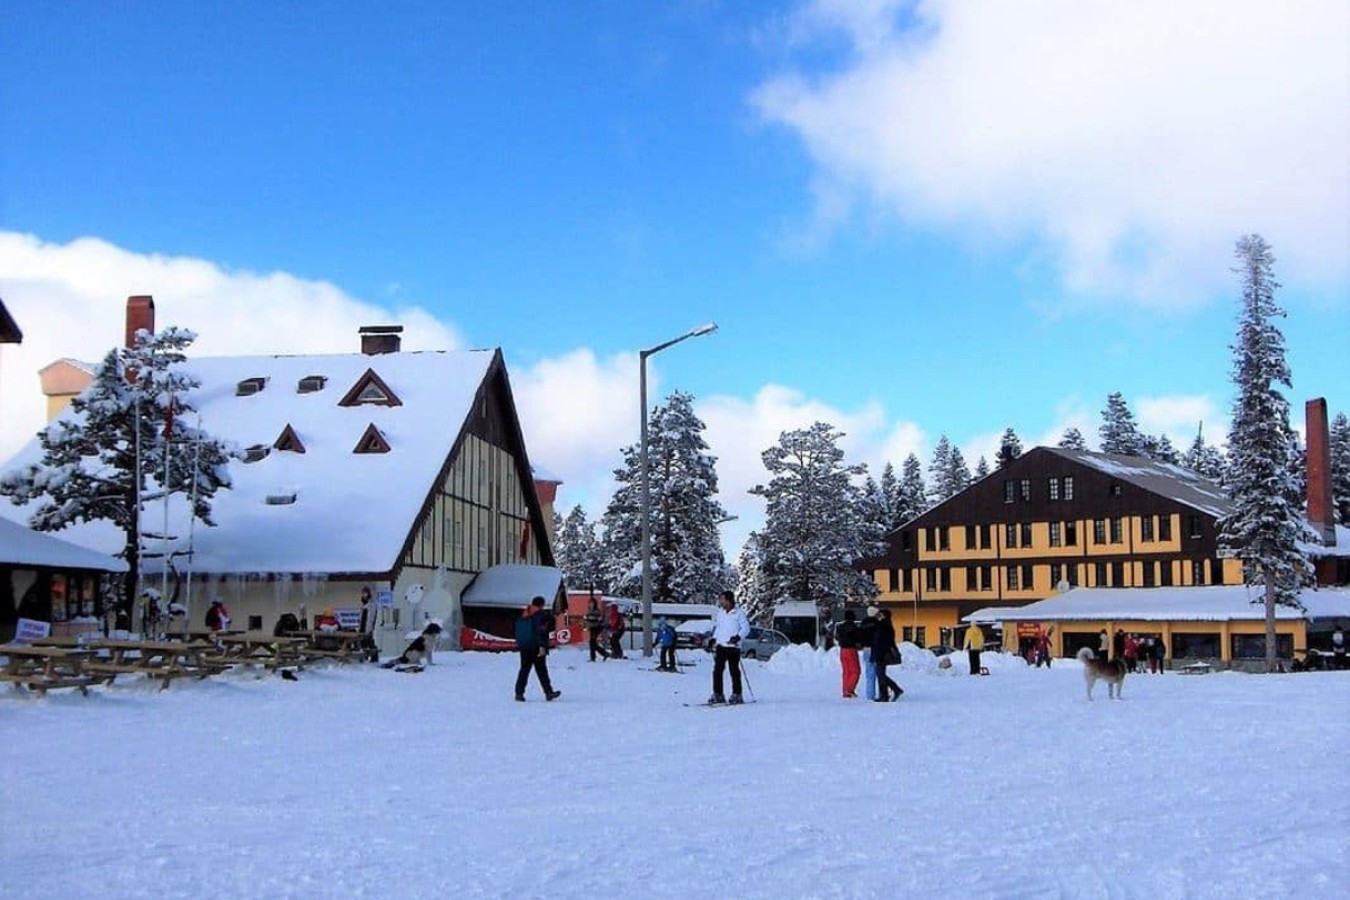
[
  {"left": 880, "top": 557, "right": 1216, "bottom": 595},
  {"left": 1004, "top": 475, "right": 1077, "bottom": 503}
]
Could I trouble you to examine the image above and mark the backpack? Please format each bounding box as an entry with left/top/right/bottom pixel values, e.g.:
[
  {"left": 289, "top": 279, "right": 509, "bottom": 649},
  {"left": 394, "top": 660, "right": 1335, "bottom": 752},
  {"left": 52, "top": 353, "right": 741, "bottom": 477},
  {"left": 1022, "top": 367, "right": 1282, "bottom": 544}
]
[{"left": 514, "top": 614, "right": 539, "bottom": 651}]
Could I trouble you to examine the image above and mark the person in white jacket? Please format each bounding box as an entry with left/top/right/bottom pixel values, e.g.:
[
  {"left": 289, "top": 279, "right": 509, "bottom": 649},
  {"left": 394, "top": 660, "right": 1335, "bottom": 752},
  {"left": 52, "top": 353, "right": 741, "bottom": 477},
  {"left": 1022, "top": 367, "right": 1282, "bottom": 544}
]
[{"left": 709, "top": 590, "right": 751, "bottom": 704}]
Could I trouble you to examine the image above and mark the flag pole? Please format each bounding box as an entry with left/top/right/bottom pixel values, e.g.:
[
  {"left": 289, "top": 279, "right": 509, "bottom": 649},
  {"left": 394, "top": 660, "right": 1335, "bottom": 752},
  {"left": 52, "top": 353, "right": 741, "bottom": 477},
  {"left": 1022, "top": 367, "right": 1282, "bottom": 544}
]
[
  {"left": 161, "top": 394, "right": 174, "bottom": 632},
  {"left": 185, "top": 415, "right": 201, "bottom": 631}
]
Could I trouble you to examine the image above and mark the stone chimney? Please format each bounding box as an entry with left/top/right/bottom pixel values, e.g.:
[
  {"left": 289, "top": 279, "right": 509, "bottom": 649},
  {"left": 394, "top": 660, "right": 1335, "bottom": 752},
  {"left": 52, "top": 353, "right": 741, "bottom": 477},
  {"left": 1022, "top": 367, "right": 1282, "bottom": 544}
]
[
  {"left": 359, "top": 325, "right": 403, "bottom": 355},
  {"left": 1306, "top": 398, "right": 1336, "bottom": 546},
  {"left": 125, "top": 295, "right": 155, "bottom": 347}
]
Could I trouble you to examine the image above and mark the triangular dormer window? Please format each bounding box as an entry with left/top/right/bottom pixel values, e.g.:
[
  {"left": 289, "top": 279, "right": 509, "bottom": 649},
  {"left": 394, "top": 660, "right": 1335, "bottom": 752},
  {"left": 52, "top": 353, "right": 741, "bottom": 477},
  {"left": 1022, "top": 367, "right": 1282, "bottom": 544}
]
[
  {"left": 297, "top": 375, "right": 327, "bottom": 394},
  {"left": 338, "top": 368, "right": 402, "bottom": 408},
  {"left": 236, "top": 377, "right": 266, "bottom": 397},
  {"left": 353, "top": 423, "right": 390, "bottom": 454},
  {"left": 274, "top": 424, "right": 306, "bottom": 454}
]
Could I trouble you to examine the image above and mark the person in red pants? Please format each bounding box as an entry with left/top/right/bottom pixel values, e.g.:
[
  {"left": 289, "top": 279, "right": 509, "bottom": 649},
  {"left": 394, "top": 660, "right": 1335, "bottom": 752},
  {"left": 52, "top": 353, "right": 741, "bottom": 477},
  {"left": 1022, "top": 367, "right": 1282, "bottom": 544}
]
[{"left": 836, "top": 610, "right": 861, "bottom": 698}]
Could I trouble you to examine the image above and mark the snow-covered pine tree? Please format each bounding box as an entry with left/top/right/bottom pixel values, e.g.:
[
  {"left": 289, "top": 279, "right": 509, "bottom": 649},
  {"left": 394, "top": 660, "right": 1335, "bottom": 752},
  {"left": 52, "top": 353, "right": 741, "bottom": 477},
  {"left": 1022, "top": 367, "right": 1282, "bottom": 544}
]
[
  {"left": 554, "top": 505, "right": 608, "bottom": 596},
  {"left": 1099, "top": 392, "right": 1145, "bottom": 456},
  {"left": 861, "top": 474, "right": 891, "bottom": 539},
  {"left": 1218, "top": 235, "right": 1311, "bottom": 671},
  {"left": 598, "top": 391, "right": 728, "bottom": 604},
  {"left": 927, "top": 435, "right": 955, "bottom": 505},
  {"left": 1183, "top": 424, "right": 1227, "bottom": 482},
  {"left": 879, "top": 462, "right": 902, "bottom": 529},
  {"left": 749, "top": 422, "right": 883, "bottom": 612},
  {"left": 1330, "top": 412, "right": 1350, "bottom": 526},
  {"left": 897, "top": 453, "right": 928, "bottom": 523},
  {"left": 735, "top": 531, "right": 773, "bottom": 626},
  {"left": 949, "top": 445, "right": 972, "bottom": 494},
  {"left": 1150, "top": 434, "right": 1181, "bottom": 465},
  {"left": 996, "top": 428, "right": 1023, "bottom": 467},
  {"left": 1058, "top": 427, "right": 1088, "bottom": 451},
  {"left": 0, "top": 326, "right": 235, "bottom": 604},
  {"left": 974, "top": 456, "right": 990, "bottom": 480}
]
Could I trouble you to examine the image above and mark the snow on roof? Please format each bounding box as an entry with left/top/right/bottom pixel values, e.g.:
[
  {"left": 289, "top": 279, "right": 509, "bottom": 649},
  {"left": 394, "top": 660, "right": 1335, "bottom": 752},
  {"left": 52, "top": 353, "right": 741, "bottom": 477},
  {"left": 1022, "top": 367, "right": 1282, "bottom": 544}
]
[
  {"left": 773, "top": 600, "right": 819, "bottom": 618},
  {"left": 974, "top": 585, "right": 1350, "bottom": 623},
  {"left": 0, "top": 517, "right": 127, "bottom": 572},
  {"left": 1303, "top": 524, "right": 1350, "bottom": 558},
  {"left": 962, "top": 607, "right": 1022, "bottom": 624},
  {"left": 461, "top": 564, "right": 562, "bottom": 609},
  {"left": 0, "top": 349, "right": 497, "bottom": 575},
  {"left": 1045, "top": 447, "right": 1234, "bottom": 518}
]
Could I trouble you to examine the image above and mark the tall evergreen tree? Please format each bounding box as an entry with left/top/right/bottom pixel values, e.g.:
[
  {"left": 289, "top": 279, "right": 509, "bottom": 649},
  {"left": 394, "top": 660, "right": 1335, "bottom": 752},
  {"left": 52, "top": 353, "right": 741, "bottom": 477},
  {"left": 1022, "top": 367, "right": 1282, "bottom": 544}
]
[
  {"left": 599, "top": 391, "right": 728, "bottom": 604},
  {"left": 1183, "top": 424, "right": 1227, "bottom": 482},
  {"left": 1099, "top": 392, "right": 1146, "bottom": 456},
  {"left": 553, "top": 505, "right": 608, "bottom": 597},
  {"left": 949, "top": 446, "right": 972, "bottom": 494},
  {"left": 996, "top": 428, "right": 1023, "bottom": 468},
  {"left": 927, "top": 435, "right": 956, "bottom": 504},
  {"left": 1219, "top": 235, "right": 1310, "bottom": 671},
  {"left": 1150, "top": 434, "right": 1181, "bottom": 465},
  {"left": 1058, "top": 427, "right": 1089, "bottom": 451},
  {"left": 897, "top": 453, "right": 928, "bottom": 523},
  {"left": 734, "top": 531, "right": 773, "bottom": 625},
  {"left": 879, "top": 462, "right": 902, "bottom": 529},
  {"left": 749, "top": 422, "right": 883, "bottom": 610},
  {"left": 973, "top": 456, "right": 990, "bottom": 480},
  {"left": 1330, "top": 412, "right": 1350, "bottom": 526},
  {"left": 0, "top": 326, "right": 235, "bottom": 604}
]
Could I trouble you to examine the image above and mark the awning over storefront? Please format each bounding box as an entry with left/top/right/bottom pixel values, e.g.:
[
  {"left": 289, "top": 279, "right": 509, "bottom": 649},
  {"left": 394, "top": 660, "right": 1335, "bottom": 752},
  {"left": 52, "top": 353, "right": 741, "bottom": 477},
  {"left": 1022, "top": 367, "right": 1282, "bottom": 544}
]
[
  {"left": 460, "top": 564, "right": 563, "bottom": 609},
  {"left": 972, "top": 585, "right": 1350, "bottom": 624}
]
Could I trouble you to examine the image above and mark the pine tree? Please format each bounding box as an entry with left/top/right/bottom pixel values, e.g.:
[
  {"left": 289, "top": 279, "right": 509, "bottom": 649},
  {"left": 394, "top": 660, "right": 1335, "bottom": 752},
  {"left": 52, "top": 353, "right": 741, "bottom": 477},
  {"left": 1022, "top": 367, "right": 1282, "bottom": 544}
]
[
  {"left": 949, "top": 446, "right": 972, "bottom": 494},
  {"left": 879, "top": 462, "right": 902, "bottom": 529},
  {"left": 1151, "top": 434, "right": 1181, "bottom": 465},
  {"left": 554, "top": 505, "right": 608, "bottom": 596},
  {"left": 974, "top": 456, "right": 990, "bottom": 480},
  {"left": 897, "top": 453, "right": 928, "bottom": 524},
  {"left": 1219, "top": 235, "right": 1311, "bottom": 671},
  {"left": 749, "top": 422, "right": 883, "bottom": 611},
  {"left": 1183, "top": 424, "right": 1227, "bottom": 482},
  {"left": 734, "top": 532, "right": 773, "bottom": 626},
  {"left": 1058, "top": 427, "right": 1088, "bottom": 451},
  {"left": 996, "top": 428, "right": 1023, "bottom": 468},
  {"left": 1330, "top": 412, "right": 1350, "bottom": 526},
  {"left": 1099, "top": 392, "right": 1145, "bottom": 456},
  {"left": 928, "top": 435, "right": 956, "bottom": 505},
  {"left": 0, "top": 326, "right": 235, "bottom": 604},
  {"left": 599, "top": 391, "right": 728, "bottom": 604}
]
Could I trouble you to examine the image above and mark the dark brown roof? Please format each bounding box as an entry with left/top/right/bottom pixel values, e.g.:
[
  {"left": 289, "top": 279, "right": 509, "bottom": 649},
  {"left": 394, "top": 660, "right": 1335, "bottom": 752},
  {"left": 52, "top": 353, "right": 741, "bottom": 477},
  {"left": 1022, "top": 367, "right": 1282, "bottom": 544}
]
[{"left": 0, "top": 299, "right": 21, "bottom": 344}]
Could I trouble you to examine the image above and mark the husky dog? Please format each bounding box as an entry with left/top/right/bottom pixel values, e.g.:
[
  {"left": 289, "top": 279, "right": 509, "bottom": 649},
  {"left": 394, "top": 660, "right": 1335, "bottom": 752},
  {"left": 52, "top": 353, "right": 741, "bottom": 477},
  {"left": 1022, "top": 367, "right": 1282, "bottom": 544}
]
[
  {"left": 1077, "top": 646, "right": 1127, "bottom": 700},
  {"left": 381, "top": 622, "right": 444, "bottom": 669}
]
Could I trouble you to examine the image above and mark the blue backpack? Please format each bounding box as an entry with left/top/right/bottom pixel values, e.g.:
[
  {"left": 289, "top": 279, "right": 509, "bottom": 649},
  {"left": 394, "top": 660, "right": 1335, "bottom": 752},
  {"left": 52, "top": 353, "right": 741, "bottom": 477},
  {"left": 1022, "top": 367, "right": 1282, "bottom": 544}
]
[{"left": 514, "top": 614, "right": 539, "bottom": 650}]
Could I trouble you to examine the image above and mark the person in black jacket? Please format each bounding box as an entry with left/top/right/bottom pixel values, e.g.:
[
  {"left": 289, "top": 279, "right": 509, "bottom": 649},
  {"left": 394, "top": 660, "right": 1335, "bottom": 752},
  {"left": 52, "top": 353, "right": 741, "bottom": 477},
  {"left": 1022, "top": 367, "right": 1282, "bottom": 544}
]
[
  {"left": 583, "top": 597, "right": 608, "bottom": 662},
  {"left": 836, "top": 610, "right": 861, "bottom": 698},
  {"left": 514, "top": 596, "right": 561, "bottom": 702},
  {"left": 871, "top": 608, "right": 904, "bottom": 702}
]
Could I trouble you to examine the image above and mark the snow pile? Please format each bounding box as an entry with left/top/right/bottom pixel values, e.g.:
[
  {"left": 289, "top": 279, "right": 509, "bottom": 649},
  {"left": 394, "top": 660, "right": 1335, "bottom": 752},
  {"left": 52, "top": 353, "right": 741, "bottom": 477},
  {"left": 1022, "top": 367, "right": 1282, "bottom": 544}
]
[{"left": 763, "top": 641, "right": 835, "bottom": 673}]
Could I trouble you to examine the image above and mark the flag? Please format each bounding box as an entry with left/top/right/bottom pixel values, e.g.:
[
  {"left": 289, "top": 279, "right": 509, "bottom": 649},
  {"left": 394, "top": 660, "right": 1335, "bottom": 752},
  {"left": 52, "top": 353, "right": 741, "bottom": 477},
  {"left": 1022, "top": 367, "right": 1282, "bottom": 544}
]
[{"left": 519, "top": 520, "right": 531, "bottom": 559}]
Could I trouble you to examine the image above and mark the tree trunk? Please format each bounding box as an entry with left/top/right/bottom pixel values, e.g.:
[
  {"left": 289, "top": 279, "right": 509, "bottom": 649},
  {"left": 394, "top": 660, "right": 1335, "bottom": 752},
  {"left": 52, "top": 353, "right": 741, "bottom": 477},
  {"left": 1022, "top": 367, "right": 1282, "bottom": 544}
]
[{"left": 1264, "top": 568, "right": 1278, "bottom": 673}]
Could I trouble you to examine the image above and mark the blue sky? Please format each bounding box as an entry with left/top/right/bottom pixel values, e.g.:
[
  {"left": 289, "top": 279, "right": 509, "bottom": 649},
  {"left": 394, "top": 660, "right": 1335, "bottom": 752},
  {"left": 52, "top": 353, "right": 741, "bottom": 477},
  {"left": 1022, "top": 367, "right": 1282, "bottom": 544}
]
[{"left": 1, "top": 1, "right": 1347, "bottom": 555}]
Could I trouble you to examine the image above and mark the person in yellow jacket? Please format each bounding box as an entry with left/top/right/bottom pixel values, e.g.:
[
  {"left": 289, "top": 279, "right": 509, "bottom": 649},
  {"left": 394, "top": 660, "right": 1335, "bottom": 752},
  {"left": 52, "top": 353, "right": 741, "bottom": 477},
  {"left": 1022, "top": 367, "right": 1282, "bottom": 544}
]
[{"left": 963, "top": 622, "right": 985, "bottom": 676}]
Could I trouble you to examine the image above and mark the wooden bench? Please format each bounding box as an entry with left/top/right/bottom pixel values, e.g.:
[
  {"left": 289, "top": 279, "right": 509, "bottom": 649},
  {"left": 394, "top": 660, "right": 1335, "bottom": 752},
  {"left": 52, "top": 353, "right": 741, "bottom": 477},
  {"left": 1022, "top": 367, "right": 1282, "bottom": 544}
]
[
  {"left": 0, "top": 644, "right": 100, "bottom": 696},
  {"left": 0, "top": 670, "right": 99, "bottom": 696},
  {"left": 85, "top": 639, "right": 218, "bottom": 690}
]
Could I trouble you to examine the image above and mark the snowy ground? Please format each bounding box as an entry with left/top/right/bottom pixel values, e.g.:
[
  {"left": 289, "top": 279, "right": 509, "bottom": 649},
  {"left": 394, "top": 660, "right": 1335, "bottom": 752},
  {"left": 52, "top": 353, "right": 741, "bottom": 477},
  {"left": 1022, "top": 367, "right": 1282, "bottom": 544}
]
[{"left": 2, "top": 644, "right": 1347, "bottom": 900}]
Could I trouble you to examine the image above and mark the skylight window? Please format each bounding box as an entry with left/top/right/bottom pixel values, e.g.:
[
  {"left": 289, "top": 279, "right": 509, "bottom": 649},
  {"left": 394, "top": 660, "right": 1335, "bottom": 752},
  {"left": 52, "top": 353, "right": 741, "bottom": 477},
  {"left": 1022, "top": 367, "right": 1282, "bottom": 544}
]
[
  {"left": 265, "top": 492, "right": 297, "bottom": 506},
  {"left": 242, "top": 444, "right": 270, "bottom": 463},
  {"left": 297, "top": 375, "right": 327, "bottom": 394},
  {"left": 236, "top": 377, "right": 266, "bottom": 397}
]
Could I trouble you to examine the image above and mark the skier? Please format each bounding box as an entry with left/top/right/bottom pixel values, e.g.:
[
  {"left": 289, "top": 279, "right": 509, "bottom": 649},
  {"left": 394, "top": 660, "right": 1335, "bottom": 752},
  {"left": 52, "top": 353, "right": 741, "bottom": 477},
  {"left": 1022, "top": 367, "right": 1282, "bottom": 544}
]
[
  {"left": 656, "top": 617, "right": 677, "bottom": 672},
  {"left": 708, "top": 590, "right": 750, "bottom": 705}
]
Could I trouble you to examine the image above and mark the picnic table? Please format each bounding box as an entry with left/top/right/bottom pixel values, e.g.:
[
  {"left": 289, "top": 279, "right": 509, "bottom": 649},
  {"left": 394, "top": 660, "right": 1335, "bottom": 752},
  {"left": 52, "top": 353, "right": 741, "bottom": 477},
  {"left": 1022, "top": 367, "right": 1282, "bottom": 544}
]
[
  {"left": 0, "top": 644, "right": 100, "bottom": 696},
  {"left": 210, "top": 633, "right": 310, "bottom": 672},
  {"left": 294, "top": 629, "right": 378, "bottom": 663},
  {"left": 1177, "top": 661, "right": 1215, "bottom": 675},
  {"left": 84, "top": 638, "right": 220, "bottom": 690}
]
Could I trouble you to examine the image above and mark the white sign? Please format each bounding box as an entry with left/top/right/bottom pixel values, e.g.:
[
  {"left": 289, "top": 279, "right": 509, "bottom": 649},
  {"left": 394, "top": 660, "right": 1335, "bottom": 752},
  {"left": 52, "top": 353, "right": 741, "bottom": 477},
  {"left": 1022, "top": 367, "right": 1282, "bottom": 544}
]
[
  {"left": 14, "top": 618, "right": 52, "bottom": 642},
  {"left": 376, "top": 589, "right": 394, "bottom": 610},
  {"left": 335, "top": 608, "right": 362, "bottom": 629}
]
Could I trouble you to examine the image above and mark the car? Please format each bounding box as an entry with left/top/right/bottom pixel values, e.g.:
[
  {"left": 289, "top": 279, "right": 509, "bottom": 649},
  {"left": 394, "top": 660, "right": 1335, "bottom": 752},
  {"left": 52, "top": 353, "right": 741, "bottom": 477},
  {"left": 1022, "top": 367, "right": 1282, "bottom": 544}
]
[
  {"left": 739, "top": 627, "right": 791, "bottom": 661},
  {"left": 674, "top": 619, "right": 713, "bottom": 650}
]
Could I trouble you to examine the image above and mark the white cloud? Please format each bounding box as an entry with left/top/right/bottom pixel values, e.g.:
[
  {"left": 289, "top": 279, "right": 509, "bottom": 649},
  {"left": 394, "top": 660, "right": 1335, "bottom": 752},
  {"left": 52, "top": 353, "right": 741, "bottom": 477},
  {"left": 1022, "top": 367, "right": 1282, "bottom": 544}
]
[
  {"left": 1136, "top": 394, "right": 1224, "bottom": 447},
  {"left": 753, "top": 0, "right": 1350, "bottom": 306}
]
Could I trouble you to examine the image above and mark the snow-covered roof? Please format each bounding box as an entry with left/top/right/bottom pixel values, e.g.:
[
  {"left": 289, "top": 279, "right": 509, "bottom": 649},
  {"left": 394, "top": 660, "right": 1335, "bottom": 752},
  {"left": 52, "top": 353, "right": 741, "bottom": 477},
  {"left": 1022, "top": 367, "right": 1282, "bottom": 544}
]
[
  {"left": 1045, "top": 447, "right": 1234, "bottom": 518},
  {"left": 1, "top": 349, "right": 498, "bottom": 575},
  {"left": 773, "top": 600, "right": 819, "bottom": 618},
  {"left": 0, "top": 517, "right": 127, "bottom": 572},
  {"left": 975, "top": 585, "right": 1350, "bottom": 623},
  {"left": 962, "top": 607, "right": 1023, "bottom": 624},
  {"left": 1302, "top": 524, "right": 1350, "bottom": 558},
  {"left": 461, "top": 564, "right": 563, "bottom": 609}
]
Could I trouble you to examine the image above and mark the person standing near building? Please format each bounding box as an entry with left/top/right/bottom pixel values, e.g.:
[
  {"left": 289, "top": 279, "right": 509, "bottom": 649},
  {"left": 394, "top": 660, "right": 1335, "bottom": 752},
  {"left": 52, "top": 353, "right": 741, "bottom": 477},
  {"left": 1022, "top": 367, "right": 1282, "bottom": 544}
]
[
  {"left": 514, "top": 596, "right": 561, "bottom": 702},
  {"left": 1097, "top": 629, "right": 1109, "bottom": 661},
  {"left": 709, "top": 590, "right": 751, "bottom": 705},
  {"left": 857, "top": 605, "right": 879, "bottom": 700},
  {"left": 357, "top": 586, "right": 379, "bottom": 662},
  {"left": 1333, "top": 626, "right": 1346, "bottom": 670},
  {"left": 656, "top": 617, "right": 678, "bottom": 672},
  {"left": 963, "top": 622, "right": 985, "bottom": 676},
  {"left": 872, "top": 608, "right": 904, "bottom": 702},
  {"left": 605, "top": 602, "right": 627, "bottom": 660},
  {"left": 836, "top": 609, "right": 861, "bottom": 698},
  {"left": 584, "top": 597, "right": 608, "bottom": 662}
]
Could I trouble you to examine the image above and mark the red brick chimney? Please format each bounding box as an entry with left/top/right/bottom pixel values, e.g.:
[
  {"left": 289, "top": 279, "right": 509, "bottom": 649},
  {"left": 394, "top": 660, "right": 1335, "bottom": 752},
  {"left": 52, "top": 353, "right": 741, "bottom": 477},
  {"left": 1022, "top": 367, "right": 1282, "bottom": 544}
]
[
  {"left": 1306, "top": 398, "right": 1335, "bottom": 546},
  {"left": 125, "top": 295, "right": 155, "bottom": 347}
]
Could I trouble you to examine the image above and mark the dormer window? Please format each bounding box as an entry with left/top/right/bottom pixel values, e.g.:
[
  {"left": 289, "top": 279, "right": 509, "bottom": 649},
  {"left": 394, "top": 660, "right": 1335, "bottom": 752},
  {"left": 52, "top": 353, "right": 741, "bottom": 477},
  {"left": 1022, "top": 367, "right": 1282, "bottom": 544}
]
[
  {"left": 353, "top": 423, "right": 391, "bottom": 454},
  {"left": 338, "top": 368, "right": 402, "bottom": 408},
  {"left": 242, "top": 444, "right": 271, "bottom": 463},
  {"left": 297, "top": 375, "right": 327, "bottom": 394},
  {"left": 274, "top": 424, "right": 306, "bottom": 454},
  {"left": 264, "top": 492, "right": 297, "bottom": 506},
  {"left": 236, "top": 377, "right": 266, "bottom": 397}
]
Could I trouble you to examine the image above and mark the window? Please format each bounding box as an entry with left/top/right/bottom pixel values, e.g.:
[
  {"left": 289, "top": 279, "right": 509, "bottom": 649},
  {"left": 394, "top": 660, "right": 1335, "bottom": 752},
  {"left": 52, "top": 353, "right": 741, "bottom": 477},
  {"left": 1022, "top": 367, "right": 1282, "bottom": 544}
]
[
  {"left": 1187, "top": 515, "right": 1202, "bottom": 538},
  {"left": 1093, "top": 519, "right": 1106, "bottom": 544},
  {"left": 981, "top": 524, "right": 992, "bottom": 549},
  {"left": 1142, "top": 561, "right": 1156, "bottom": 587},
  {"left": 1160, "top": 563, "right": 1173, "bottom": 586},
  {"left": 264, "top": 492, "right": 297, "bottom": 505},
  {"left": 1231, "top": 633, "right": 1292, "bottom": 659},
  {"left": 1095, "top": 562, "right": 1108, "bottom": 586},
  {"left": 1159, "top": 516, "right": 1172, "bottom": 541},
  {"left": 901, "top": 531, "right": 912, "bottom": 552},
  {"left": 274, "top": 424, "right": 306, "bottom": 454},
  {"left": 353, "top": 423, "right": 391, "bottom": 454},
  {"left": 982, "top": 565, "right": 994, "bottom": 591},
  {"left": 1172, "top": 632, "right": 1220, "bottom": 659},
  {"left": 965, "top": 525, "right": 977, "bottom": 550},
  {"left": 297, "top": 375, "right": 327, "bottom": 394},
  {"left": 1006, "top": 564, "right": 1020, "bottom": 591},
  {"left": 966, "top": 565, "right": 978, "bottom": 591},
  {"left": 1109, "top": 483, "right": 1123, "bottom": 497},
  {"left": 1049, "top": 522, "right": 1062, "bottom": 547},
  {"left": 1048, "top": 477, "right": 1061, "bottom": 500},
  {"left": 940, "top": 567, "right": 952, "bottom": 592},
  {"left": 887, "top": 569, "right": 899, "bottom": 592},
  {"left": 235, "top": 377, "right": 266, "bottom": 397},
  {"left": 1020, "top": 479, "right": 1032, "bottom": 501},
  {"left": 1110, "top": 517, "right": 1123, "bottom": 543},
  {"left": 1050, "top": 563, "right": 1062, "bottom": 586},
  {"left": 338, "top": 368, "right": 403, "bottom": 408},
  {"left": 1021, "top": 522, "right": 1033, "bottom": 547},
  {"left": 925, "top": 568, "right": 938, "bottom": 592},
  {"left": 903, "top": 568, "right": 914, "bottom": 592},
  {"left": 1191, "top": 559, "right": 1206, "bottom": 585},
  {"left": 1022, "top": 564, "right": 1034, "bottom": 590},
  {"left": 1112, "top": 561, "right": 1125, "bottom": 587},
  {"left": 1066, "top": 521, "right": 1078, "bottom": 546},
  {"left": 1006, "top": 523, "right": 1019, "bottom": 549},
  {"left": 1141, "top": 517, "right": 1154, "bottom": 542},
  {"left": 938, "top": 526, "right": 950, "bottom": 551},
  {"left": 1004, "top": 481, "right": 1015, "bottom": 503},
  {"left": 1066, "top": 564, "right": 1078, "bottom": 587},
  {"left": 248, "top": 615, "right": 263, "bottom": 631},
  {"left": 1063, "top": 476, "right": 1075, "bottom": 500},
  {"left": 242, "top": 444, "right": 270, "bottom": 463}
]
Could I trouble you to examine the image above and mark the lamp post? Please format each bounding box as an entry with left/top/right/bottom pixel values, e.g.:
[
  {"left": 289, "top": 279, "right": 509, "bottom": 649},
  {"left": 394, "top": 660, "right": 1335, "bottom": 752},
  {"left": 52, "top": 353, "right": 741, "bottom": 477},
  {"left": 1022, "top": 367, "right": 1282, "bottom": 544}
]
[{"left": 640, "top": 322, "right": 718, "bottom": 656}]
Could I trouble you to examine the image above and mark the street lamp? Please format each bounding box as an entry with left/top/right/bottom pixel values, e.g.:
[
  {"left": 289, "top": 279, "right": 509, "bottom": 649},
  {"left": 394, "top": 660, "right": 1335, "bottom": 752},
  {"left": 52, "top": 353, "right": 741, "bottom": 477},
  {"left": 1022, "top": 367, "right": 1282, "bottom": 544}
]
[{"left": 640, "top": 322, "right": 718, "bottom": 656}]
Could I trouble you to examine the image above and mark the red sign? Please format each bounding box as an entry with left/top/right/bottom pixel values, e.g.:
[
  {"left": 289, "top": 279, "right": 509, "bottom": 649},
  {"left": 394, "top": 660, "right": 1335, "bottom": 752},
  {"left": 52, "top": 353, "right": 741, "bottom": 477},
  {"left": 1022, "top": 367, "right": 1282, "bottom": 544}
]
[{"left": 1016, "top": 623, "right": 1042, "bottom": 638}]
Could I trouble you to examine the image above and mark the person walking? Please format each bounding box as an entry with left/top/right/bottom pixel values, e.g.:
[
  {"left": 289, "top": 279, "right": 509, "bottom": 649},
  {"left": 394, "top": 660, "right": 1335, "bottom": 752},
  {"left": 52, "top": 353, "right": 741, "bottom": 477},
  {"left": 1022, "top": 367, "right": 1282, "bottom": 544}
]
[
  {"left": 708, "top": 590, "right": 751, "bottom": 705},
  {"left": 514, "top": 596, "right": 561, "bottom": 702},
  {"left": 963, "top": 621, "right": 985, "bottom": 676},
  {"left": 605, "top": 602, "right": 627, "bottom": 660},
  {"left": 583, "top": 597, "right": 608, "bottom": 662},
  {"left": 656, "top": 617, "right": 678, "bottom": 672},
  {"left": 836, "top": 609, "right": 861, "bottom": 698},
  {"left": 871, "top": 608, "right": 903, "bottom": 702},
  {"left": 857, "top": 605, "right": 879, "bottom": 700}
]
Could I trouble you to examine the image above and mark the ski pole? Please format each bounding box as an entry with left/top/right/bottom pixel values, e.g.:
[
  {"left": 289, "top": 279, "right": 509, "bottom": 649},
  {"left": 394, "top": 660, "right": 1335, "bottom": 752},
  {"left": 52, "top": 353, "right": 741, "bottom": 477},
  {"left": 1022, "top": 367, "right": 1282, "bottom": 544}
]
[{"left": 739, "top": 653, "right": 755, "bottom": 701}]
